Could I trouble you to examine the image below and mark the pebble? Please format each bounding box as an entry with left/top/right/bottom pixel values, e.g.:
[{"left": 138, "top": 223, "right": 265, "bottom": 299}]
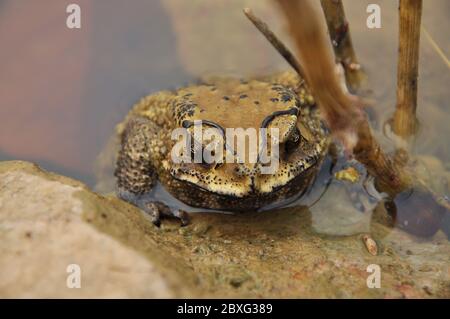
[
  {"left": 362, "top": 234, "right": 378, "bottom": 256},
  {"left": 334, "top": 166, "right": 360, "bottom": 183}
]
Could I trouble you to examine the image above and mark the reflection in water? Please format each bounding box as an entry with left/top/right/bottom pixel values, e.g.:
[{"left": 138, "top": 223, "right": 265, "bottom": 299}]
[
  {"left": 0, "top": 0, "right": 190, "bottom": 184},
  {"left": 376, "top": 189, "right": 449, "bottom": 238}
]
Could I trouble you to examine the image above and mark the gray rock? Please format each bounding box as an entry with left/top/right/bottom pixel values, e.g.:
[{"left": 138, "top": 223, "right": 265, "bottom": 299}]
[{"left": 0, "top": 161, "right": 176, "bottom": 298}]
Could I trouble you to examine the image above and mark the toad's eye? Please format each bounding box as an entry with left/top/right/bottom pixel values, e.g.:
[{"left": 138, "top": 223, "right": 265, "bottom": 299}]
[
  {"left": 285, "top": 127, "right": 301, "bottom": 153},
  {"left": 190, "top": 143, "right": 214, "bottom": 168}
]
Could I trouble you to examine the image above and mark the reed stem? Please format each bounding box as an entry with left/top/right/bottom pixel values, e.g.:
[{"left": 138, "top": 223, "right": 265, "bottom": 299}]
[
  {"left": 320, "top": 0, "right": 366, "bottom": 92},
  {"left": 392, "top": 0, "right": 422, "bottom": 138}
]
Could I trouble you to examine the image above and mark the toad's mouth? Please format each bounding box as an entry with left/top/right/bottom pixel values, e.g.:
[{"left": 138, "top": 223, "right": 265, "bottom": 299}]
[
  {"left": 169, "top": 154, "right": 320, "bottom": 199},
  {"left": 167, "top": 163, "right": 319, "bottom": 213}
]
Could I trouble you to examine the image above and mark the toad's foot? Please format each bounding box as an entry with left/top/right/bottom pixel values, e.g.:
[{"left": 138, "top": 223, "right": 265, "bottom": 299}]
[{"left": 144, "top": 201, "right": 190, "bottom": 227}]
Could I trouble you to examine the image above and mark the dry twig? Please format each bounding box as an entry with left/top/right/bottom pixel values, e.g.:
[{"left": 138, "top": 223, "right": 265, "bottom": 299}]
[
  {"left": 392, "top": 0, "right": 423, "bottom": 138},
  {"left": 243, "top": 8, "right": 305, "bottom": 79},
  {"left": 320, "top": 0, "right": 366, "bottom": 92}
]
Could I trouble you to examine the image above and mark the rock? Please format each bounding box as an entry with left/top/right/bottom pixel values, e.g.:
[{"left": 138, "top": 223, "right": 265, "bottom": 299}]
[
  {"left": 1, "top": 161, "right": 449, "bottom": 298},
  {"left": 0, "top": 161, "right": 178, "bottom": 298}
]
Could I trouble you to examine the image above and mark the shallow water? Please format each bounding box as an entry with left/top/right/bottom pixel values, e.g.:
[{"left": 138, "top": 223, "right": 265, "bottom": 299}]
[{"left": 0, "top": 1, "right": 449, "bottom": 240}]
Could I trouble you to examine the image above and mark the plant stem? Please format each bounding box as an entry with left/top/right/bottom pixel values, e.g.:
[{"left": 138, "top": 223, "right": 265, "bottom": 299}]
[
  {"left": 320, "top": 0, "right": 366, "bottom": 92},
  {"left": 393, "top": 0, "right": 422, "bottom": 138},
  {"left": 243, "top": 8, "right": 305, "bottom": 80}
]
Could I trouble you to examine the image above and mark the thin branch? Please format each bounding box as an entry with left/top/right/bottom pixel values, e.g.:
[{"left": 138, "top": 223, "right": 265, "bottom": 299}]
[
  {"left": 243, "top": 8, "right": 305, "bottom": 79},
  {"left": 320, "top": 0, "right": 366, "bottom": 92},
  {"left": 393, "top": 0, "right": 423, "bottom": 138},
  {"left": 422, "top": 27, "right": 450, "bottom": 69}
]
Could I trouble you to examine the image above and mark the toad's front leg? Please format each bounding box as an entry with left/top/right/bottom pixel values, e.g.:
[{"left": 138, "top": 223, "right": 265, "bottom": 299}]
[
  {"left": 115, "top": 116, "right": 190, "bottom": 227},
  {"left": 145, "top": 201, "right": 189, "bottom": 227}
]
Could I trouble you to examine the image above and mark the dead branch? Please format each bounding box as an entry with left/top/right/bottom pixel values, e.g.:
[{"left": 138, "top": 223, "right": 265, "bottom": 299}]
[
  {"left": 392, "top": 0, "right": 423, "bottom": 138},
  {"left": 243, "top": 8, "right": 305, "bottom": 79},
  {"left": 320, "top": 0, "right": 366, "bottom": 92}
]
